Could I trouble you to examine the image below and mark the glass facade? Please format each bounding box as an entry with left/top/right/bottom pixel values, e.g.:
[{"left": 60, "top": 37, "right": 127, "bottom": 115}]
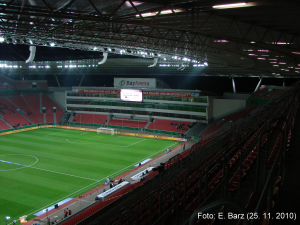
[
  {"left": 67, "top": 106, "right": 206, "bottom": 120},
  {"left": 66, "top": 92, "right": 207, "bottom": 103},
  {"left": 66, "top": 99, "right": 206, "bottom": 113}
]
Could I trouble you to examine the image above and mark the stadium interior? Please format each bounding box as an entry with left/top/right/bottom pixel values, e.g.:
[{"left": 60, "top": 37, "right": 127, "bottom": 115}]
[{"left": 0, "top": 0, "right": 300, "bottom": 225}]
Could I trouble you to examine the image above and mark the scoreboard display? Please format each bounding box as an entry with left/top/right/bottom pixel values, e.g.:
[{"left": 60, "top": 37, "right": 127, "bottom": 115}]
[{"left": 120, "top": 89, "right": 143, "bottom": 102}]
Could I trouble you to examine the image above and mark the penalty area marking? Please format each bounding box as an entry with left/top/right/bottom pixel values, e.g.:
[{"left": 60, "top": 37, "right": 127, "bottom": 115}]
[
  {"left": 65, "top": 138, "right": 148, "bottom": 147},
  {"left": 0, "top": 154, "right": 39, "bottom": 172}
]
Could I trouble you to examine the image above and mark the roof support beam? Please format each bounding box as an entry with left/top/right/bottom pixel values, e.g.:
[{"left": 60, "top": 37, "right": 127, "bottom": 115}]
[
  {"left": 254, "top": 78, "right": 263, "bottom": 92},
  {"left": 232, "top": 77, "right": 236, "bottom": 94}
]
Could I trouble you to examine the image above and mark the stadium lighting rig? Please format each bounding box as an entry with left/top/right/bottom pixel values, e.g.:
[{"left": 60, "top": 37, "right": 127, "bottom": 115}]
[
  {"left": 212, "top": 2, "right": 255, "bottom": 9},
  {"left": 0, "top": 35, "right": 209, "bottom": 69}
]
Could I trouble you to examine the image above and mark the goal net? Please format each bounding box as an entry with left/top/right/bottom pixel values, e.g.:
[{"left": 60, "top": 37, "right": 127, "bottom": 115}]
[{"left": 97, "top": 127, "right": 115, "bottom": 135}]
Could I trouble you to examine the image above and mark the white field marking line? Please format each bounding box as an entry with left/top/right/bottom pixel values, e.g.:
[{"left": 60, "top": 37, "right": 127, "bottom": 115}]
[
  {"left": 111, "top": 136, "right": 123, "bottom": 139},
  {"left": 43, "top": 129, "right": 70, "bottom": 137},
  {"left": 66, "top": 138, "right": 151, "bottom": 148},
  {"left": 65, "top": 139, "right": 93, "bottom": 145},
  {"left": 125, "top": 138, "right": 147, "bottom": 147},
  {"left": 23, "top": 141, "right": 179, "bottom": 221},
  {"left": 0, "top": 154, "right": 39, "bottom": 172},
  {"left": 96, "top": 141, "right": 179, "bottom": 181},
  {"left": 124, "top": 142, "right": 179, "bottom": 178},
  {"left": 26, "top": 180, "right": 99, "bottom": 217},
  {"left": 29, "top": 166, "right": 98, "bottom": 181}
]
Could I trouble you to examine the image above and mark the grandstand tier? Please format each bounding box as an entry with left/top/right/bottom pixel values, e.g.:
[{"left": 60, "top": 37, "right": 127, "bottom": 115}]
[
  {"left": 22, "top": 95, "right": 44, "bottom": 123},
  {"left": 0, "top": 97, "right": 31, "bottom": 127},
  {"left": 15, "top": 94, "right": 64, "bottom": 124},
  {"left": 42, "top": 95, "right": 64, "bottom": 123},
  {"left": 0, "top": 119, "right": 11, "bottom": 130},
  {"left": 108, "top": 119, "right": 147, "bottom": 128},
  {"left": 53, "top": 83, "right": 300, "bottom": 225},
  {"left": 8, "top": 96, "right": 40, "bottom": 124},
  {"left": 72, "top": 114, "right": 108, "bottom": 125},
  {"left": 0, "top": 76, "right": 17, "bottom": 90},
  {"left": 147, "top": 119, "right": 190, "bottom": 133},
  {"left": 199, "top": 106, "right": 257, "bottom": 139}
]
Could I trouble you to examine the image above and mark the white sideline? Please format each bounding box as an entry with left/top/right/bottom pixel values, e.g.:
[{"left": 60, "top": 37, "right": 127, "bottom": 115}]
[
  {"left": 25, "top": 180, "right": 100, "bottom": 220},
  {"left": 23, "top": 141, "right": 179, "bottom": 221},
  {"left": 29, "top": 166, "right": 98, "bottom": 181}
]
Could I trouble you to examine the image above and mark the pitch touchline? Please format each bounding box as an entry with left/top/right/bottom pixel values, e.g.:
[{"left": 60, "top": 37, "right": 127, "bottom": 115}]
[
  {"left": 29, "top": 166, "right": 98, "bottom": 181},
  {"left": 125, "top": 138, "right": 147, "bottom": 147},
  {"left": 25, "top": 141, "right": 179, "bottom": 221},
  {"left": 27, "top": 180, "right": 99, "bottom": 217},
  {"left": 96, "top": 142, "right": 179, "bottom": 182}
]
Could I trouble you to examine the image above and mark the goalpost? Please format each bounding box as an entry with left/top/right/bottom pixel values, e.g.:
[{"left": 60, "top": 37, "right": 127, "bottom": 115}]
[{"left": 97, "top": 127, "right": 115, "bottom": 135}]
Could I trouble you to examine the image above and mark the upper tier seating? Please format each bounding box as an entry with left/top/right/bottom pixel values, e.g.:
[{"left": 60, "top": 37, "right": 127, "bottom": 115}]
[
  {"left": 0, "top": 97, "right": 31, "bottom": 127},
  {"left": 0, "top": 76, "right": 47, "bottom": 91},
  {"left": 15, "top": 81, "right": 47, "bottom": 90},
  {"left": 72, "top": 114, "right": 108, "bottom": 124},
  {"left": 200, "top": 107, "right": 257, "bottom": 138},
  {"left": 0, "top": 76, "right": 17, "bottom": 90},
  {"left": 251, "top": 88, "right": 286, "bottom": 100},
  {"left": 147, "top": 119, "right": 190, "bottom": 133}
]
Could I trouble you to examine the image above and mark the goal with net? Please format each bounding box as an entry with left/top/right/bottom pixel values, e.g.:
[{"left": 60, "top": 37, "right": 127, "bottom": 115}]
[{"left": 97, "top": 127, "right": 115, "bottom": 135}]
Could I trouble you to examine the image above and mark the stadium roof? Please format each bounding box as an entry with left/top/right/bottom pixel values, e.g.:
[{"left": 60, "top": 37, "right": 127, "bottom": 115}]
[{"left": 0, "top": 0, "right": 300, "bottom": 78}]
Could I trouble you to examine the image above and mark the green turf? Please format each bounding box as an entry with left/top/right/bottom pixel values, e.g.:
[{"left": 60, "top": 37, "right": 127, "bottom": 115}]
[{"left": 0, "top": 128, "right": 180, "bottom": 223}]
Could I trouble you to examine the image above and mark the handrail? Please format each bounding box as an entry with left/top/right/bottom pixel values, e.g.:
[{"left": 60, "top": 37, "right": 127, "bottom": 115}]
[
  {"left": 183, "top": 168, "right": 202, "bottom": 217},
  {"left": 189, "top": 199, "right": 249, "bottom": 225},
  {"left": 66, "top": 86, "right": 299, "bottom": 225},
  {"left": 122, "top": 185, "right": 134, "bottom": 195},
  {"left": 149, "top": 189, "right": 163, "bottom": 225},
  {"left": 166, "top": 153, "right": 183, "bottom": 169},
  {"left": 156, "top": 187, "right": 179, "bottom": 225},
  {"left": 252, "top": 132, "right": 285, "bottom": 224},
  {"left": 119, "top": 209, "right": 139, "bottom": 225},
  {"left": 255, "top": 122, "right": 285, "bottom": 192},
  {"left": 252, "top": 116, "right": 291, "bottom": 224}
]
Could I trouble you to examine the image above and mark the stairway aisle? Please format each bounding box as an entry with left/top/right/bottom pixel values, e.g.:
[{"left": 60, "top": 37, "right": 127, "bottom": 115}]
[{"left": 273, "top": 106, "right": 300, "bottom": 225}]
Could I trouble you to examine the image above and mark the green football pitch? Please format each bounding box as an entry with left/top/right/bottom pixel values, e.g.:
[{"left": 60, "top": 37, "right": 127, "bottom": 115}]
[{"left": 0, "top": 128, "right": 180, "bottom": 223}]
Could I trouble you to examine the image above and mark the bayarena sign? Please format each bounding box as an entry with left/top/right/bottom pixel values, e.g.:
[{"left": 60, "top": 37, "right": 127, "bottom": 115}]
[{"left": 114, "top": 78, "right": 156, "bottom": 88}]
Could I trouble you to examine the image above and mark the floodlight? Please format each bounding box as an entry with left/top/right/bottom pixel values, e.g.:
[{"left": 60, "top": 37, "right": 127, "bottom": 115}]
[{"left": 213, "top": 2, "right": 247, "bottom": 9}]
